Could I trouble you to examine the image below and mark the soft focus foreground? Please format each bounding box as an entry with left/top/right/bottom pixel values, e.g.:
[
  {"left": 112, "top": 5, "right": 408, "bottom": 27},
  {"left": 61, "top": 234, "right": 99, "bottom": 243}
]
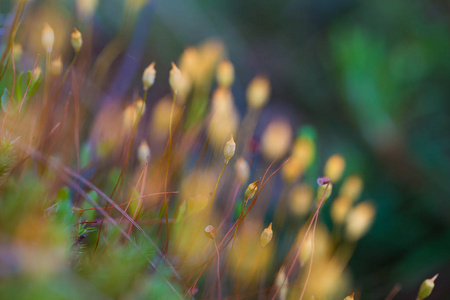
[{"left": 0, "top": 1, "right": 445, "bottom": 299}]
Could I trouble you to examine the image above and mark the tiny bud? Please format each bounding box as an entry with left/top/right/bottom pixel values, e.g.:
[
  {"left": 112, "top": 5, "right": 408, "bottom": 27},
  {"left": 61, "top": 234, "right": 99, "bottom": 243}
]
[
  {"left": 137, "top": 141, "right": 150, "bottom": 164},
  {"left": 176, "top": 73, "right": 192, "bottom": 105},
  {"left": 216, "top": 60, "right": 235, "bottom": 88},
  {"left": 179, "top": 47, "right": 200, "bottom": 79},
  {"left": 260, "top": 223, "right": 273, "bottom": 248},
  {"left": 246, "top": 75, "right": 270, "bottom": 110},
  {"left": 316, "top": 183, "right": 333, "bottom": 203},
  {"left": 224, "top": 135, "right": 236, "bottom": 163},
  {"left": 345, "top": 201, "right": 375, "bottom": 241},
  {"left": 42, "top": 23, "right": 55, "bottom": 53},
  {"left": 142, "top": 62, "right": 156, "bottom": 91},
  {"left": 317, "top": 176, "right": 331, "bottom": 185},
  {"left": 417, "top": 274, "right": 438, "bottom": 300},
  {"left": 169, "top": 62, "right": 182, "bottom": 94},
  {"left": 344, "top": 292, "right": 355, "bottom": 300},
  {"left": 50, "top": 56, "right": 63, "bottom": 76},
  {"left": 71, "top": 28, "right": 83, "bottom": 52},
  {"left": 235, "top": 157, "right": 250, "bottom": 185},
  {"left": 324, "top": 154, "right": 346, "bottom": 183},
  {"left": 244, "top": 180, "right": 259, "bottom": 200},
  {"left": 205, "top": 225, "right": 216, "bottom": 240}
]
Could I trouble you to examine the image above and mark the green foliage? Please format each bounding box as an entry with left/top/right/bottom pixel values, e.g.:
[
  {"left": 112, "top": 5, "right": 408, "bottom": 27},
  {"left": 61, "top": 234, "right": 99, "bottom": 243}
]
[
  {"left": 0, "top": 138, "right": 15, "bottom": 187},
  {"left": 0, "top": 69, "right": 41, "bottom": 113}
]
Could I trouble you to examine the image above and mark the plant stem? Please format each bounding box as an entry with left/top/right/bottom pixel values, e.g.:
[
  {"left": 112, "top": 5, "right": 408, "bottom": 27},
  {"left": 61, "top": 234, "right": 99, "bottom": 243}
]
[
  {"left": 162, "top": 92, "right": 176, "bottom": 260},
  {"left": 206, "top": 162, "right": 227, "bottom": 216}
]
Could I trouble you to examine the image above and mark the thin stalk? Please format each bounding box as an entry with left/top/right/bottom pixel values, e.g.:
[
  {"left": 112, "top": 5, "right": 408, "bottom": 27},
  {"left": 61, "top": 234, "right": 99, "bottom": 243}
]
[
  {"left": 128, "top": 161, "right": 148, "bottom": 235},
  {"left": 186, "top": 159, "right": 288, "bottom": 295},
  {"left": 162, "top": 92, "right": 176, "bottom": 261},
  {"left": 80, "top": 191, "right": 178, "bottom": 212},
  {"left": 13, "top": 55, "right": 40, "bottom": 127},
  {"left": 143, "top": 89, "right": 148, "bottom": 102},
  {"left": 233, "top": 247, "right": 262, "bottom": 296},
  {"left": 121, "top": 161, "right": 148, "bottom": 221},
  {"left": 11, "top": 135, "right": 183, "bottom": 284},
  {"left": 94, "top": 102, "right": 142, "bottom": 252},
  {"left": 0, "top": 1, "right": 25, "bottom": 80},
  {"left": 206, "top": 161, "right": 227, "bottom": 215},
  {"left": 214, "top": 239, "right": 222, "bottom": 300},
  {"left": 271, "top": 183, "right": 330, "bottom": 300},
  {"left": 37, "top": 51, "right": 51, "bottom": 153}
]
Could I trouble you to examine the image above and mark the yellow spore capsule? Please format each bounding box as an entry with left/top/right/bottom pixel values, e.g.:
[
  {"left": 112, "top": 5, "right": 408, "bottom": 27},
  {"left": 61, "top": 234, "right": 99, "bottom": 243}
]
[
  {"left": 235, "top": 157, "right": 250, "bottom": 185},
  {"left": 244, "top": 180, "right": 259, "bottom": 200},
  {"left": 260, "top": 223, "right": 273, "bottom": 248},
  {"left": 344, "top": 292, "right": 355, "bottom": 300},
  {"left": 142, "top": 62, "right": 156, "bottom": 91},
  {"left": 42, "top": 23, "right": 54, "bottom": 53},
  {"left": 289, "top": 183, "right": 313, "bottom": 216},
  {"left": 345, "top": 201, "right": 376, "bottom": 241},
  {"left": 246, "top": 75, "right": 270, "bottom": 109},
  {"left": 71, "top": 28, "right": 83, "bottom": 52},
  {"left": 205, "top": 225, "right": 216, "bottom": 240},
  {"left": 224, "top": 135, "right": 236, "bottom": 163},
  {"left": 417, "top": 274, "right": 438, "bottom": 300},
  {"left": 261, "top": 120, "right": 292, "bottom": 160},
  {"left": 169, "top": 62, "right": 182, "bottom": 94},
  {"left": 13, "top": 43, "right": 22, "bottom": 62},
  {"left": 137, "top": 141, "right": 150, "bottom": 165},
  {"left": 76, "top": 0, "right": 98, "bottom": 19},
  {"left": 324, "top": 154, "right": 345, "bottom": 183},
  {"left": 275, "top": 267, "right": 288, "bottom": 300},
  {"left": 216, "top": 60, "right": 235, "bottom": 88},
  {"left": 50, "top": 56, "right": 63, "bottom": 76},
  {"left": 330, "top": 196, "right": 352, "bottom": 225},
  {"left": 316, "top": 183, "right": 333, "bottom": 203},
  {"left": 340, "top": 175, "right": 363, "bottom": 202}
]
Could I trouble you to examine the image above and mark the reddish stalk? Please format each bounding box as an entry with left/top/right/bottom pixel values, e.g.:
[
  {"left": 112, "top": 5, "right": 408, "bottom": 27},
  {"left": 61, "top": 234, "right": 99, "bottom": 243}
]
[
  {"left": 128, "top": 161, "right": 148, "bottom": 235},
  {"left": 0, "top": 56, "right": 11, "bottom": 84},
  {"left": 18, "top": 142, "right": 184, "bottom": 282},
  {"left": 79, "top": 191, "right": 178, "bottom": 212},
  {"left": 94, "top": 102, "right": 142, "bottom": 252},
  {"left": 162, "top": 93, "right": 177, "bottom": 261},
  {"left": 72, "top": 72, "right": 81, "bottom": 176},
  {"left": 299, "top": 206, "right": 319, "bottom": 300},
  {"left": 120, "top": 161, "right": 148, "bottom": 222},
  {"left": 271, "top": 182, "right": 330, "bottom": 300},
  {"left": 46, "top": 92, "right": 71, "bottom": 154},
  {"left": 186, "top": 158, "right": 289, "bottom": 295},
  {"left": 214, "top": 239, "right": 222, "bottom": 300}
]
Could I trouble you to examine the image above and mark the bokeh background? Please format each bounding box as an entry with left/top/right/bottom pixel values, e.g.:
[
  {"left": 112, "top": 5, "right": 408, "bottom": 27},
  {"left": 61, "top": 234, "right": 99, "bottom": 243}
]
[{"left": 1, "top": 0, "right": 450, "bottom": 299}]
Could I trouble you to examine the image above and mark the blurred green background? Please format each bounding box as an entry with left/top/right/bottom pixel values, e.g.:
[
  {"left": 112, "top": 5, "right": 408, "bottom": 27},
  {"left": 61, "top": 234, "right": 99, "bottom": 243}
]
[{"left": 2, "top": 0, "right": 450, "bottom": 298}]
